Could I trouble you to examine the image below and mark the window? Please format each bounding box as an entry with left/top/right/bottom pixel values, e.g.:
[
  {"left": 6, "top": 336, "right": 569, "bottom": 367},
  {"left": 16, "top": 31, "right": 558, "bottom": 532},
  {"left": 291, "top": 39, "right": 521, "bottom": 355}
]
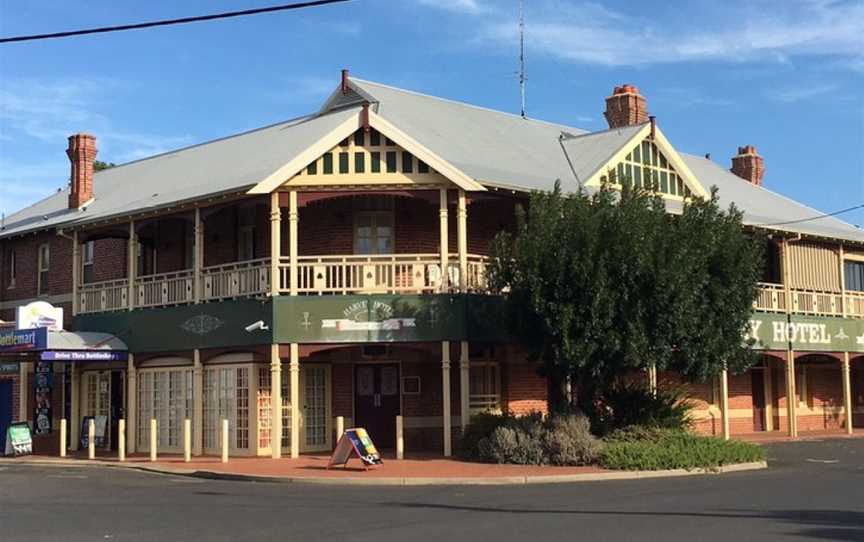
[
  {"left": 354, "top": 152, "right": 365, "bottom": 174},
  {"left": 354, "top": 211, "right": 394, "bottom": 255},
  {"left": 401, "top": 152, "right": 413, "bottom": 173},
  {"left": 371, "top": 152, "right": 381, "bottom": 173},
  {"left": 323, "top": 153, "right": 333, "bottom": 175},
  {"left": 306, "top": 161, "right": 317, "bottom": 175},
  {"left": 237, "top": 205, "right": 256, "bottom": 261},
  {"left": 600, "top": 139, "right": 694, "bottom": 198},
  {"left": 339, "top": 152, "right": 349, "bottom": 174},
  {"left": 203, "top": 366, "right": 250, "bottom": 451},
  {"left": 845, "top": 260, "right": 864, "bottom": 292},
  {"left": 369, "top": 128, "right": 381, "bottom": 146},
  {"left": 470, "top": 363, "right": 500, "bottom": 412},
  {"left": 417, "top": 160, "right": 430, "bottom": 174},
  {"left": 385, "top": 151, "right": 397, "bottom": 173},
  {"left": 137, "top": 368, "right": 194, "bottom": 451},
  {"left": 137, "top": 242, "right": 157, "bottom": 276},
  {"left": 82, "top": 241, "right": 95, "bottom": 284},
  {"left": 37, "top": 243, "right": 50, "bottom": 295},
  {"left": 7, "top": 249, "right": 16, "bottom": 288},
  {"left": 353, "top": 130, "right": 365, "bottom": 146}
]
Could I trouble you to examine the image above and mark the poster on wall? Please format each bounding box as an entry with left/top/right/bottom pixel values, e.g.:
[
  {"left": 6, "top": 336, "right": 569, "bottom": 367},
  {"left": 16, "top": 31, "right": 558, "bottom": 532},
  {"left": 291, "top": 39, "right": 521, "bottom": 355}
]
[
  {"left": 4, "top": 422, "right": 33, "bottom": 456},
  {"left": 33, "top": 360, "right": 53, "bottom": 435},
  {"left": 327, "top": 428, "right": 383, "bottom": 470}
]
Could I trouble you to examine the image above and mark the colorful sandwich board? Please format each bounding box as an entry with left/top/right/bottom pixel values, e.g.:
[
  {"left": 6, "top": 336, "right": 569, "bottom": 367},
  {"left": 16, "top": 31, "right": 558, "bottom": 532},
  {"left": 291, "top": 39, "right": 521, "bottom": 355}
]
[
  {"left": 4, "top": 422, "right": 33, "bottom": 456},
  {"left": 327, "top": 428, "right": 383, "bottom": 470}
]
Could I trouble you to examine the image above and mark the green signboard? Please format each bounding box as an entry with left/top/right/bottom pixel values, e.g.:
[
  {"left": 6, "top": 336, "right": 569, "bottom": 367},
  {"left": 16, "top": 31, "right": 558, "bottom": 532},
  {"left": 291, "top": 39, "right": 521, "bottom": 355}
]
[
  {"left": 5, "top": 422, "right": 32, "bottom": 456},
  {"left": 273, "top": 295, "right": 467, "bottom": 343},
  {"left": 749, "top": 312, "right": 864, "bottom": 353},
  {"left": 73, "top": 298, "right": 273, "bottom": 353}
]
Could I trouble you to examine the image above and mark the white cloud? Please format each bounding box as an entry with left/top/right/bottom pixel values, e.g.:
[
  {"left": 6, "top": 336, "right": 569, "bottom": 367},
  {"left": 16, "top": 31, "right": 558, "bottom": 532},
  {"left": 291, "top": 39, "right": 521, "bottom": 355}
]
[
  {"left": 0, "top": 77, "right": 194, "bottom": 213},
  {"left": 415, "top": 0, "right": 485, "bottom": 14},
  {"left": 464, "top": 0, "right": 864, "bottom": 69},
  {"left": 773, "top": 84, "right": 839, "bottom": 103}
]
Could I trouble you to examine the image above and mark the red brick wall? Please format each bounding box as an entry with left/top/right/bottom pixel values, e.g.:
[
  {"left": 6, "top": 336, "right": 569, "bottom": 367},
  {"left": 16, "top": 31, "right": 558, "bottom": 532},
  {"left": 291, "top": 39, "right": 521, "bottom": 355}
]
[
  {"left": 332, "top": 363, "right": 353, "bottom": 419},
  {"left": 87, "top": 238, "right": 128, "bottom": 282},
  {"left": 503, "top": 363, "right": 548, "bottom": 415}
]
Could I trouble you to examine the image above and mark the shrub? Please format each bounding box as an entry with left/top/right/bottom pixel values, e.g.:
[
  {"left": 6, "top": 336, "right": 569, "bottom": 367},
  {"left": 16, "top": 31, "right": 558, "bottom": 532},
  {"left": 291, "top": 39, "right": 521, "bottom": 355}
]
[
  {"left": 595, "top": 381, "right": 693, "bottom": 435},
  {"left": 600, "top": 430, "right": 765, "bottom": 471},
  {"left": 461, "top": 412, "right": 602, "bottom": 466},
  {"left": 543, "top": 414, "right": 604, "bottom": 466}
]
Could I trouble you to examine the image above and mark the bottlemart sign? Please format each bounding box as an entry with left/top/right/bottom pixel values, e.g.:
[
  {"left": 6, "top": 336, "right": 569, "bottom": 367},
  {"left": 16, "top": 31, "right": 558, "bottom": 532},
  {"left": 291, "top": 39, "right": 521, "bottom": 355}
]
[{"left": 749, "top": 312, "right": 864, "bottom": 352}]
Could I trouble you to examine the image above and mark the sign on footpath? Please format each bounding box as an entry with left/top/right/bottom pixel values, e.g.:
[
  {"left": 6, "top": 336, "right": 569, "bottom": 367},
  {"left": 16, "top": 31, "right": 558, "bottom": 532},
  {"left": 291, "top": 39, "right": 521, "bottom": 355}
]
[
  {"left": 327, "top": 428, "right": 383, "bottom": 470},
  {"left": 4, "top": 422, "right": 33, "bottom": 456}
]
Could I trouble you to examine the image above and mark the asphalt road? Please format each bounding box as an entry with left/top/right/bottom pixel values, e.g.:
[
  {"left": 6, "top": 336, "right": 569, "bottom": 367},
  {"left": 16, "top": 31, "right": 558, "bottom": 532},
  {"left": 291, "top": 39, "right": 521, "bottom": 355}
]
[{"left": 1, "top": 439, "right": 862, "bottom": 542}]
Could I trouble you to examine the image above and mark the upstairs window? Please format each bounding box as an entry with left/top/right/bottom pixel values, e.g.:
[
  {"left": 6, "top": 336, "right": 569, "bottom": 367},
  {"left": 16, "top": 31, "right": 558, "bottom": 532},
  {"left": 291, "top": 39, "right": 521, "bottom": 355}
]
[
  {"left": 7, "top": 249, "right": 16, "bottom": 288},
  {"left": 354, "top": 211, "right": 393, "bottom": 255},
  {"left": 82, "top": 241, "right": 95, "bottom": 284},
  {"left": 37, "top": 243, "right": 50, "bottom": 295},
  {"left": 845, "top": 260, "right": 864, "bottom": 292}
]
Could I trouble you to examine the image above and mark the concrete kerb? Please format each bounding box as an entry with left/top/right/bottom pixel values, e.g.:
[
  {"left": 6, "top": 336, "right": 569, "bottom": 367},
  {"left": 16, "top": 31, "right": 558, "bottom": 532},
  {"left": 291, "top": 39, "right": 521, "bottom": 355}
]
[{"left": 0, "top": 457, "right": 768, "bottom": 486}]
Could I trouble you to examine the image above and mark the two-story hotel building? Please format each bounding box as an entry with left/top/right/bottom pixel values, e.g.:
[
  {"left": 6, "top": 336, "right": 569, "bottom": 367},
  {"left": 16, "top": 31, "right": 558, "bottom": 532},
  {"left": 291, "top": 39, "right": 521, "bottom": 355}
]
[{"left": 1, "top": 72, "right": 863, "bottom": 458}]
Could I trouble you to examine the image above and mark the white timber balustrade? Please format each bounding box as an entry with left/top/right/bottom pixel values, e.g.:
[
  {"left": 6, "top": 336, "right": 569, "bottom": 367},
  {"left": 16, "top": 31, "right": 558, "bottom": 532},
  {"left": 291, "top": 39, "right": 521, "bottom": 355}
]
[
  {"left": 754, "top": 283, "right": 864, "bottom": 318},
  {"left": 137, "top": 270, "right": 196, "bottom": 308},
  {"left": 78, "top": 278, "right": 130, "bottom": 313},
  {"left": 200, "top": 258, "right": 271, "bottom": 301}
]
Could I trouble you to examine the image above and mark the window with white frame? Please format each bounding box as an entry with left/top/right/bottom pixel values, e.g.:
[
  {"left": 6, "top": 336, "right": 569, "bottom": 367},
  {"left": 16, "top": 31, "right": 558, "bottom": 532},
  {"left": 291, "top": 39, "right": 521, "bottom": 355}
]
[
  {"left": 37, "top": 243, "right": 50, "bottom": 295},
  {"left": 82, "top": 241, "right": 95, "bottom": 284},
  {"left": 237, "top": 205, "right": 256, "bottom": 261},
  {"left": 203, "top": 366, "right": 250, "bottom": 451},
  {"left": 7, "top": 249, "right": 16, "bottom": 288},
  {"left": 257, "top": 367, "right": 272, "bottom": 450},
  {"left": 137, "top": 368, "right": 194, "bottom": 451},
  {"left": 470, "top": 362, "right": 500, "bottom": 412},
  {"left": 600, "top": 139, "right": 694, "bottom": 198},
  {"left": 354, "top": 211, "right": 394, "bottom": 255}
]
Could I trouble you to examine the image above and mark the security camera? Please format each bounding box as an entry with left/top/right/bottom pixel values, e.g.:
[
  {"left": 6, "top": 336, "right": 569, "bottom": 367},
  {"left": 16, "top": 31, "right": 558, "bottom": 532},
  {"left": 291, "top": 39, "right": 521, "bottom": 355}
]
[{"left": 244, "top": 320, "right": 269, "bottom": 332}]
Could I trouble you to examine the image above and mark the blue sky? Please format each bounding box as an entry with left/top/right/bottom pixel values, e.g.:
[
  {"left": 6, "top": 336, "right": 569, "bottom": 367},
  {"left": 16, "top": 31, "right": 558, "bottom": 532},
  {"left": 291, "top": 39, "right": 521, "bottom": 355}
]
[{"left": 1, "top": 0, "right": 862, "bottom": 226}]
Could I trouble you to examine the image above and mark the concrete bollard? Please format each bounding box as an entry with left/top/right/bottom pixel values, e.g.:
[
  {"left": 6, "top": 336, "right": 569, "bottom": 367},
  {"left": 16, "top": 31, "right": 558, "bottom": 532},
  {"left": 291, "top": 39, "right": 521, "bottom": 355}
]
[
  {"left": 335, "top": 416, "right": 344, "bottom": 444},
  {"left": 118, "top": 419, "right": 126, "bottom": 462},
  {"left": 59, "top": 419, "right": 67, "bottom": 458},
  {"left": 221, "top": 419, "right": 229, "bottom": 463},
  {"left": 150, "top": 419, "right": 157, "bottom": 462},
  {"left": 184, "top": 419, "right": 191, "bottom": 462},
  {"left": 88, "top": 419, "right": 96, "bottom": 460},
  {"left": 396, "top": 415, "right": 404, "bottom": 460}
]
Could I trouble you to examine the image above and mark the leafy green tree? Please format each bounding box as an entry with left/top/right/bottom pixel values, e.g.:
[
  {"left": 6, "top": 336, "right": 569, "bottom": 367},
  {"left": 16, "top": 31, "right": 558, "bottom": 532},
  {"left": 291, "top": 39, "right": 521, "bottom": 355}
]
[
  {"left": 487, "top": 181, "right": 763, "bottom": 418},
  {"left": 93, "top": 160, "right": 116, "bottom": 171}
]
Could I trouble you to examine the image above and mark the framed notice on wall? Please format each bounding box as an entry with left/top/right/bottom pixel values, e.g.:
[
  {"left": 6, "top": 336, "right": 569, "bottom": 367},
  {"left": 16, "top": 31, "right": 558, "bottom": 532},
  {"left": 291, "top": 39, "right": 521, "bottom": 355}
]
[{"left": 33, "top": 360, "right": 53, "bottom": 435}]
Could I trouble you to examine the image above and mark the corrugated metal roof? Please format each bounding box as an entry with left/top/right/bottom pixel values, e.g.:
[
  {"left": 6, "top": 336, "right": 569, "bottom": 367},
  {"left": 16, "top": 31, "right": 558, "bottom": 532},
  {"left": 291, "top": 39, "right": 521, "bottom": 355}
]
[{"left": 2, "top": 76, "right": 861, "bottom": 243}]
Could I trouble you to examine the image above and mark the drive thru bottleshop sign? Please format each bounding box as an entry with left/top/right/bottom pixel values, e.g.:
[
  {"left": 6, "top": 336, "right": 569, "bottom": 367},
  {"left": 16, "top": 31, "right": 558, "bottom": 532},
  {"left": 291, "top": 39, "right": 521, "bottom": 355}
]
[{"left": 748, "top": 312, "right": 864, "bottom": 352}]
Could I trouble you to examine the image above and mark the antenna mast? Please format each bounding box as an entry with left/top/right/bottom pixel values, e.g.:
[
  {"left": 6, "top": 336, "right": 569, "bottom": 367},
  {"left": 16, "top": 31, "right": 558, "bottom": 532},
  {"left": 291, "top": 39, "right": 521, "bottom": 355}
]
[{"left": 519, "top": 0, "right": 526, "bottom": 118}]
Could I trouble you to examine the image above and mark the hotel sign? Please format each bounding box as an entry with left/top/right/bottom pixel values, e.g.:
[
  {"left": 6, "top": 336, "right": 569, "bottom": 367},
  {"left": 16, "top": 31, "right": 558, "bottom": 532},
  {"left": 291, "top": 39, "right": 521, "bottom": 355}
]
[{"left": 749, "top": 312, "right": 864, "bottom": 353}]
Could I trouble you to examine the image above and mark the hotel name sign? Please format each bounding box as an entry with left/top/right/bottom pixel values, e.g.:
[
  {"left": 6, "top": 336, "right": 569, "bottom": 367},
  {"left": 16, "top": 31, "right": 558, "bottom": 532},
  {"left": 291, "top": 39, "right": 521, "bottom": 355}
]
[{"left": 748, "top": 312, "right": 864, "bottom": 353}]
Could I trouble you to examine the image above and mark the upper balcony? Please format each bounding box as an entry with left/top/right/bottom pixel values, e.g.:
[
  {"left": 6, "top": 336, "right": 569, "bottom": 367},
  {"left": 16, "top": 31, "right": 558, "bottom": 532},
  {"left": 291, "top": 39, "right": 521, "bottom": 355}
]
[{"left": 73, "top": 190, "right": 509, "bottom": 315}]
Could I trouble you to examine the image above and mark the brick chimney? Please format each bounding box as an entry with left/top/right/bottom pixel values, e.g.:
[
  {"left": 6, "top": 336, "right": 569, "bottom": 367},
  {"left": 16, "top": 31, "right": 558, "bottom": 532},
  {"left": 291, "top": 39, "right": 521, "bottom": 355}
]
[
  {"left": 67, "top": 133, "right": 97, "bottom": 209},
  {"left": 604, "top": 84, "right": 649, "bottom": 128},
  {"left": 730, "top": 145, "right": 765, "bottom": 186}
]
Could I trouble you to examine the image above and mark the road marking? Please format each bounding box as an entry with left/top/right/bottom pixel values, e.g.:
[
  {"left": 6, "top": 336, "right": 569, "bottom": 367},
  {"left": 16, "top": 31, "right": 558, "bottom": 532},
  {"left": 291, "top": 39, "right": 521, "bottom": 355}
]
[
  {"left": 48, "top": 474, "right": 88, "bottom": 479},
  {"left": 806, "top": 459, "right": 839, "bottom": 464}
]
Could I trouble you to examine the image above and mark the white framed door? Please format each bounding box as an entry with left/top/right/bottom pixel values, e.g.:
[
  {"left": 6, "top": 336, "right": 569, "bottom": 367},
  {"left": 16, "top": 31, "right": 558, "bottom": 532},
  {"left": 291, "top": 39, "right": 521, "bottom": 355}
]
[
  {"left": 281, "top": 364, "right": 331, "bottom": 454},
  {"left": 82, "top": 371, "right": 111, "bottom": 448}
]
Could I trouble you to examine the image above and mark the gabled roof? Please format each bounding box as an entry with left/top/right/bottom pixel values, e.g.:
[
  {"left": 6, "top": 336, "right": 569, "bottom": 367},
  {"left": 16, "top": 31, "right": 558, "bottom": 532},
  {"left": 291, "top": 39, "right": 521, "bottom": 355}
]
[{"left": 2, "top": 75, "right": 862, "bottom": 243}]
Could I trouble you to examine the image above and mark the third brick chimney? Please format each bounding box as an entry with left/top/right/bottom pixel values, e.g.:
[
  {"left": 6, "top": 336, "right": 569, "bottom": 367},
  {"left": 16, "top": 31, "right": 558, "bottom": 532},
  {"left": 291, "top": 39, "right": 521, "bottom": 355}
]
[
  {"left": 730, "top": 145, "right": 765, "bottom": 186},
  {"left": 67, "top": 133, "right": 97, "bottom": 209},
  {"left": 604, "top": 84, "right": 649, "bottom": 129}
]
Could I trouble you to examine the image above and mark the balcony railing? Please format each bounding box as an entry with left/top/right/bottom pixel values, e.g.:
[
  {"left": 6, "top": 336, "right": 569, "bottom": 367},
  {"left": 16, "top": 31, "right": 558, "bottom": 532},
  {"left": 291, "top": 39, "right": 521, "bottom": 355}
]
[
  {"left": 201, "top": 258, "right": 271, "bottom": 301},
  {"left": 136, "top": 270, "right": 195, "bottom": 308},
  {"left": 280, "top": 253, "right": 490, "bottom": 295},
  {"left": 78, "top": 278, "right": 129, "bottom": 313},
  {"left": 754, "top": 283, "right": 864, "bottom": 318}
]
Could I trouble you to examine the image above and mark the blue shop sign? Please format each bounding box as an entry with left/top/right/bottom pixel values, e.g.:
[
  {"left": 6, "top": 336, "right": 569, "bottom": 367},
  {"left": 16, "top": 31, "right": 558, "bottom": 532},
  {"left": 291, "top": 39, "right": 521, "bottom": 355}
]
[
  {"left": 40, "top": 351, "right": 127, "bottom": 362},
  {"left": 0, "top": 328, "right": 47, "bottom": 352}
]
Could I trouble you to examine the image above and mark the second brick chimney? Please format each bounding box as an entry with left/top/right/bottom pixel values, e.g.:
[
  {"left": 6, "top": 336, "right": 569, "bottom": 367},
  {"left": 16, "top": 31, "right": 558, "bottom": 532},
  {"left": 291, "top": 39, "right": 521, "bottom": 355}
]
[
  {"left": 730, "top": 145, "right": 765, "bottom": 186},
  {"left": 604, "top": 84, "right": 649, "bottom": 129},
  {"left": 67, "top": 133, "right": 97, "bottom": 209}
]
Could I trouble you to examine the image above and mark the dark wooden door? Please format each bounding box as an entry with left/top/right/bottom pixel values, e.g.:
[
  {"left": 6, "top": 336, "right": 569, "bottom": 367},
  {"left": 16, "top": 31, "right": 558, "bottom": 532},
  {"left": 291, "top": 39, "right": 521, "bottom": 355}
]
[
  {"left": 0, "top": 380, "right": 12, "bottom": 453},
  {"left": 751, "top": 369, "right": 766, "bottom": 432},
  {"left": 354, "top": 364, "right": 400, "bottom": 449}
]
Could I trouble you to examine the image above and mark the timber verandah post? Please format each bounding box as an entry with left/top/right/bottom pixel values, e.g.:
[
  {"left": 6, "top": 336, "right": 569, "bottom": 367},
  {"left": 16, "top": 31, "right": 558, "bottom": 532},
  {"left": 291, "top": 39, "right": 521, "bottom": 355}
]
[
  {"left": 193, "top": 208, "right": 203, "bottom": 303},
  {"left": 459, "top": 341, "right": 470, "bottom": 432},
  {"left": 127, "top": 354, "right": 137, "bottom": 454},
  {"left": 842, "top": 351, "right": 853, "bottom": 436},
  {"left": 457, "top": 190, "right": 468, "bottom": 292},
  {"left": 193, "top": 349, "right": 204, "bottom": 456},
  {"left": 439, "top": 188, "right": 449, "bottom": 291},
  {"left": 442, "top": 341, "right": 452, "bottom": 457},
  {"left": 127, "top": 221, "right": 136, "bottom": 311},
  {"left": 781, "top": 237, "right": 798, "bottom": 438}
]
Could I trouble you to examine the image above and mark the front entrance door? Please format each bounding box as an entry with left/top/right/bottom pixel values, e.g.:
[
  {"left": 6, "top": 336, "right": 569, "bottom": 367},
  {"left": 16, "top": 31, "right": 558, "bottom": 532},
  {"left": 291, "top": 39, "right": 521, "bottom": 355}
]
[
  {"left": 354, "top": 364, "right": 400, "bottom": 449},
  {"left": 0, "top": 380, "right": 12, "bottom": 453},
  {"left": 751, "top": 369, "right": 766, "bottom": 432},
  {"left": 280, "top": 364, "right": 332, "bottom": 454},
  {"left": 83, "top": 370, "right": 124, "bottom": 450}
]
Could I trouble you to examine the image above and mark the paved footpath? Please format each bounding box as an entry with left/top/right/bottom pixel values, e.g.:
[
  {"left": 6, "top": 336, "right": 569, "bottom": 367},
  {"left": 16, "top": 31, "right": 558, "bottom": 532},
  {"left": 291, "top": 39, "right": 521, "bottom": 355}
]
[{"left": 1, "top": 438, "right": 862, "bottom": 542}]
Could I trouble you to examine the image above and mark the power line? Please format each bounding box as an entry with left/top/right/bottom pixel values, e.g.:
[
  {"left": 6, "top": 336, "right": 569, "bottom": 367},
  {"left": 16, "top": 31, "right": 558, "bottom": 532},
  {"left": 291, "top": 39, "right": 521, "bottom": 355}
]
[
  {"left": 0, "top": 0, "right": 351, "bottom": 44},
  {"left": 754, "top": 203, "right": 864, "bottom": 227}
]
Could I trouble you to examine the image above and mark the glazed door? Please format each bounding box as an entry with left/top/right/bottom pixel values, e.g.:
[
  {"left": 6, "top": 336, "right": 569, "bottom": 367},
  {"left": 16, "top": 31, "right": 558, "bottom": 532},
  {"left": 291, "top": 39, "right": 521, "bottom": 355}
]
[
  {"left": 751, "top": 369, "right": 766, "bottom": 432},
  {"left": 301, "top": 365, "right": 331, "bottom": 452},
  {"left": 354, "top": 364, "right": 400, "bottom": 449}
]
